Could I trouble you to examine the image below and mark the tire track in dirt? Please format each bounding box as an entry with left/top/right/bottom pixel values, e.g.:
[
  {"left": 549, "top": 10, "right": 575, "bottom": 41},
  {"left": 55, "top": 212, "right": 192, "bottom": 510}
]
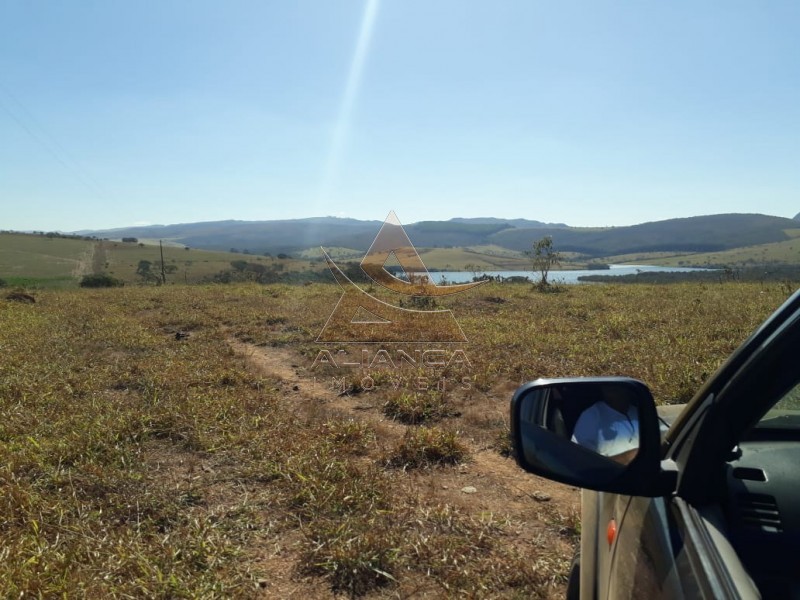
[
  {"left": 228, "top": 338, "right": 582, "bottom": 581},
  {"left": 72, "top": 241, "right": 109, "bottom": 280},
  {"left": 91, "top": 241, "right": 107, "bottom": 275},
  {"left": 227, "top": 338, "right": 409, "bottom": 438},
  {"left": 72, "top": 242, "right": 95, "bottom": 279}
]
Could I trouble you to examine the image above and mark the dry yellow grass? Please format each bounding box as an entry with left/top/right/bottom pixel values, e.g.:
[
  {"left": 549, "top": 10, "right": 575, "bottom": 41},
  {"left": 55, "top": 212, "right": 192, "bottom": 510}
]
[{"left": 0, "top": 281, "right": 794, "bottom": 597}]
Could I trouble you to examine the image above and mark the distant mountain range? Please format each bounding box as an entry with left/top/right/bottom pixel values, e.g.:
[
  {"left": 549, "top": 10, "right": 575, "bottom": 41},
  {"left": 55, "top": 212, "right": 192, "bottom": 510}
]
[{"left": 78, "top": 213, "right": 800, "bottom": 258}]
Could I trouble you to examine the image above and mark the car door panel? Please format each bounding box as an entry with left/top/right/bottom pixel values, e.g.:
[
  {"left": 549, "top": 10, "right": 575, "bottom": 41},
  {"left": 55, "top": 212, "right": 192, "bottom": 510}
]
[
  {"left": 600, "top": 494, "right": 759, "bottom": 599},
  {"left": 596, "top": 493, "right": 632, "bottom": 599},
  {"left": 671, "top": 498, "right": 760, "bottom": 599},
  {"left": 579, "top": 490, "right": 599, "bottom": 599},
  {"left": 510, "top": 290, "right": 800, "bottom": 599},
  {"left": 608, "top": 495, "right": 681, "bottom": 599}
]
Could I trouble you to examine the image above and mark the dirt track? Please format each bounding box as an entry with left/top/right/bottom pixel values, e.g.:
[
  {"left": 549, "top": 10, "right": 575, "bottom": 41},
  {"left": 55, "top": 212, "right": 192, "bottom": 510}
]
[{"left": 228, "top": 338, "right": 581, "bottom": 597}]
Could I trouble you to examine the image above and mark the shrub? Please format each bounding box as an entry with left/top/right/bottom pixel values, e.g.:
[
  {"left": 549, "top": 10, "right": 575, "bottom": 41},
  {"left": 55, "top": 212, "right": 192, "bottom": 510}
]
[
  {"left": 300, "top": 516, "right": 399, "bottom": 596},
  {"left": 319, "top": 419, "right": 376, "bottom": 455},
  {"left": 79, "top": 274, "right": 124, "bottom": 288},
  {"left": 5, "top": 291, "right": 35, "bottom": 303},
  {"left": 0, "top": 278, "right": 6, "bottom": 288},
  {"left": 383, "top": 392, "right": 454, "bottom": 425},
  {"left": 492, "top": 427, "right": 513, "bottom": 458},
  {"left": 388, "top": 427, "right": 468, "bottom": 468}
]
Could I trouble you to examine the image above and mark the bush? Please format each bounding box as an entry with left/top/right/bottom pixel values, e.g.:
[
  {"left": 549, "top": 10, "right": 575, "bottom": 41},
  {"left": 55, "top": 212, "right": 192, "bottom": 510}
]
[
  {"left": 0, "top": 278, "right": 6, "bottom": 288},
  {"left": 300, "top": 516, "right": 398, "bottom": 596},
  {"left": 383, "top": 392, "right": 454, "bottom": 425},
  {"left": 492, "top": 427, "right": 513, "bottom": 458},
  {"left": 79, "top": 274, "right": 124, "bottom": 288},
  {"left": 388, "top": 426, "right": 468, "bottom": 468},
  {"left": 319, "top": 419, "right": 376, "bottom": 455}
]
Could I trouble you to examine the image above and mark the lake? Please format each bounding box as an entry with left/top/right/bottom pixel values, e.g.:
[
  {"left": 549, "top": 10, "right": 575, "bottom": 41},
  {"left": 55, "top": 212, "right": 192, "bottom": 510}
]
[{"left": 429, "top": 264, "right": 714, "bottom": 285}]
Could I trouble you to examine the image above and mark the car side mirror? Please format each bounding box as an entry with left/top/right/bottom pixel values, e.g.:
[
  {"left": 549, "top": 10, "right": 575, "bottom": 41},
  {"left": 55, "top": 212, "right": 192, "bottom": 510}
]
[{"left": 511, "top": 377, "right": 671, "bottom": 496}]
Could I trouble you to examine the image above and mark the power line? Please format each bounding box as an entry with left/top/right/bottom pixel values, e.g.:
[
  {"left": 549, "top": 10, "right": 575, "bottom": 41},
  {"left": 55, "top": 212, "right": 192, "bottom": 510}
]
[{"left": 0, "top": 81, "right": 109, "bottom": 200}]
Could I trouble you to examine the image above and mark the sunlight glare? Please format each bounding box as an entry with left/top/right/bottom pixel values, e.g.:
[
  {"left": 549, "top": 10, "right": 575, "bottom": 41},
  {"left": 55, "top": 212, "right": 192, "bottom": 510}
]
[{"left": 316, "top": 0, "right": 380, "bottom": 212}]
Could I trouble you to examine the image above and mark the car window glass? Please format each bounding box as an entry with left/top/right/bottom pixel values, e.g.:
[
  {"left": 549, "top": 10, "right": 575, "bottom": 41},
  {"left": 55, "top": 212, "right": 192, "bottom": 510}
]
[{"left": 756, "top": 380, "right": 800, "bottom": 429}]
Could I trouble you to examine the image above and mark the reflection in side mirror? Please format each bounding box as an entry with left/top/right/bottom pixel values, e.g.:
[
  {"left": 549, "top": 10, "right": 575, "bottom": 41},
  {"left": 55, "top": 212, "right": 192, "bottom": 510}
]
[
  {"left": 573, "top": 398, "right": 639, "bottom": 463},
  {"left": 524, "top": 381, "right": 641, "bottom": 463},
  {"left": 511, "top": 377, "right": 666, "bottom": 495}
]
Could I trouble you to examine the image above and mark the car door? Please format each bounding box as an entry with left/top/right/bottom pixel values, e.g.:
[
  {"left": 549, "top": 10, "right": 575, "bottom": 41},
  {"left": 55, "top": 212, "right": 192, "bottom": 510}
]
[
  {"left": 606, "top": 293, "right": 800, "bottom": 599},
  {"left": 511, "top": 290, "right": 800, "bottom": 600},
  {"left": 607, "top": 494, "right": 757, "bottom": 599}
]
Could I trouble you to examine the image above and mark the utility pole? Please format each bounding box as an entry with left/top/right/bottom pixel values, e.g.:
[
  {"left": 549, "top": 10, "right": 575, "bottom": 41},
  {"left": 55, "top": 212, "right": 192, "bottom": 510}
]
[{"left": 160, "top": 240, "right": 166, "bottom": 284}]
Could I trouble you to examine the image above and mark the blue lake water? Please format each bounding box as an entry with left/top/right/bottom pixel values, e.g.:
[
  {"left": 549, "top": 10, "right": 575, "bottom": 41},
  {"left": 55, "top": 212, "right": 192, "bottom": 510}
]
[{"left": 429, "top": 265, "right": 714, "bottom": 285}]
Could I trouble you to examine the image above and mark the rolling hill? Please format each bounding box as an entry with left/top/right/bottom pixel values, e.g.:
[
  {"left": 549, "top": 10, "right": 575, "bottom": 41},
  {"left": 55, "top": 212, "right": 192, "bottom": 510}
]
[
  {"left": 78, "top": 218, "right": 383, "bottom": 256},
  {"left": 4, "top": 213, "right": 799, "bottom": 288},
  {"left": 490, "top": 214, "right": 800, "bottom": 256},
  {"left": 79, "top": 213, "right": 800, "bottom": 260},
  {"left": 0, "top": 233, "right": 316, "bottom": 287},
  {"left": 80, "top": 216, "right": 566, "bottom": 256}
]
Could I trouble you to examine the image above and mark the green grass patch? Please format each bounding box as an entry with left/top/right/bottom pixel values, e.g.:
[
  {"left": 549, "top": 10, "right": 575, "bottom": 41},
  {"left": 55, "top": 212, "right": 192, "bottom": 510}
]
[
  {"left": 1, "top": 275, "right": 77, "bottom": 289},
  {"left": 417, "top": 247, "right": 531, "bottom": 270},
  {"left": 383, "top": 391, "right": 456, "bottom": 424},
  {"left": 638, "top": 238, "right": 800, "bottom": 267},
  {"left": 388, "top": 427, "right": 469, "bottom": 468},
  {"left": 0, "top": 233, "right": 92, "bottom": 280}
]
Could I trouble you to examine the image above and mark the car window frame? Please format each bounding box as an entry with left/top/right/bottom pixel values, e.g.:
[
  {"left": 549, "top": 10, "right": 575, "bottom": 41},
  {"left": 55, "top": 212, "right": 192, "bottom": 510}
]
[
  {"left": 664, "top": 290, "right": 800, "bottom": 454},
  {"left": 672, "top": 304, "right": 800, "bottom": 505}
]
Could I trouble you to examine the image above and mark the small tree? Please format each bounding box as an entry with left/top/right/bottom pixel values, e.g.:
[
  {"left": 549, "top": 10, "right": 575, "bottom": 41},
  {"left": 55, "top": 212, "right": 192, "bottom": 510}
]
[
  {"left": 531, "top": 236, "right": 561, "bottom": 288},
  {"left": 80, "top": 274, "right": 123, "bottom": 288},
  {"left": 155, "top": 262, "right": 178, "bottom": 277},
  {"left": 137, "top": 260, "right": 152, "bottom": 279},
  {"left": 136, "top": 260, "right": 161, "bottom": 284}
]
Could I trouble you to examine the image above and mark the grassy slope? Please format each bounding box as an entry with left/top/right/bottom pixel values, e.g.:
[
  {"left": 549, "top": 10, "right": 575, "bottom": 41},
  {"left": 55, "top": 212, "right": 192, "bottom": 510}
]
[
  {"left": 294, "top": 244, "right": 533, "bottom": 270},
  {"left": 103, "top": 242, "right": 316, "bottom": 284},
  {"left": 0, "top": 234, "right": 321, "bottom": 287},
  {"left": 491, "top": 215, "right": 800, "bottom": 255},
  {"left": 417, "top": 246, "right": 531, "bottom": 270},
  {"left": 0, "top": 233, "right": 93, "bottom": 286},
  {"left": 5, "top": 229, "right": 800, "bottom": 293},
  {"left": 625, "top": 238, "right": 800, "bottom": 267},
  {"left": 296, "top": 246, "right": 363, "bottom": 260},
  {"left": 0, "top": 281, "right": 794, "bottom": 596}
]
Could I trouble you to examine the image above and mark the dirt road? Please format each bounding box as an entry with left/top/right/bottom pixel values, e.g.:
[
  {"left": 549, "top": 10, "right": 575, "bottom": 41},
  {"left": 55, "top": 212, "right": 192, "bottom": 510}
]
[{"left": 228, "top": 338, "right": 581, "bottom": 597}]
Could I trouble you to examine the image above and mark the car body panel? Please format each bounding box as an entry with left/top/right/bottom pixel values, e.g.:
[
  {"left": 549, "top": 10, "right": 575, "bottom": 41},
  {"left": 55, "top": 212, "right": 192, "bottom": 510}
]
[{"left": 512, "top": 288, "right": 800, "bottom": 600}]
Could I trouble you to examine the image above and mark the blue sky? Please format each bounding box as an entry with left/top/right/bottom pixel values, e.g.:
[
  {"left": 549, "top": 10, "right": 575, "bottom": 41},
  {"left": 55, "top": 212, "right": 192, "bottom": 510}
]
[{"left": 1, "top": 1, "right": 798, "bottom": 231}]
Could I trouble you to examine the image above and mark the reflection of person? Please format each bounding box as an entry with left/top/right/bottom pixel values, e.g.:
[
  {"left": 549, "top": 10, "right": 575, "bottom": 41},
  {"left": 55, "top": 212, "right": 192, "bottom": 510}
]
[{"left": 571, "top": 390, "right": 639, "bottom": 460}]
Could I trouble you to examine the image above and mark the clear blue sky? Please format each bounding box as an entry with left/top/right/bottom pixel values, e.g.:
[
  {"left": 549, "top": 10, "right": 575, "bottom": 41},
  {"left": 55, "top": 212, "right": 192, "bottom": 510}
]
[{"left": 1, "top": 1, "right": 798, "bottom": 231}]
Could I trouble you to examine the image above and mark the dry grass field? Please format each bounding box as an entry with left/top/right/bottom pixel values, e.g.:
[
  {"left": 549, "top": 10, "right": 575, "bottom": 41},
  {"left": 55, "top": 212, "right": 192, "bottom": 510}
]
[
  {"left": 0, "top": 281, "right": 795, "bottom": 597},
  {"left": 0, "top": 233, "right": 319, "bottom": 288},
  {"left": 637, "top": 238, "right": 800, "bottom": 268}
]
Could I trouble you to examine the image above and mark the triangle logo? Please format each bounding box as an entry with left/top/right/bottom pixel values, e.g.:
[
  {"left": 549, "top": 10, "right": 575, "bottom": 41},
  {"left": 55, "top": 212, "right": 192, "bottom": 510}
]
[{"left": 350, "top": 306, "right": 391, "bottom": 324}]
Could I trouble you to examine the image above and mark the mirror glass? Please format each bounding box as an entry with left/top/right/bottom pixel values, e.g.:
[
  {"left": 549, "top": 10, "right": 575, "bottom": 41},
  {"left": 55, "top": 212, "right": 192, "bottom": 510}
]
[{"left": 518, "top": 381, "right": 643, "bottom": 468}]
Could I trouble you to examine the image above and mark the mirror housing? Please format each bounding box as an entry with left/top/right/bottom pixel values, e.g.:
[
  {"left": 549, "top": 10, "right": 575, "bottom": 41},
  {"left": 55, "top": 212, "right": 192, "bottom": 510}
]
[{"left": 511, "top": 377, "right": 672, "bottom": 496}]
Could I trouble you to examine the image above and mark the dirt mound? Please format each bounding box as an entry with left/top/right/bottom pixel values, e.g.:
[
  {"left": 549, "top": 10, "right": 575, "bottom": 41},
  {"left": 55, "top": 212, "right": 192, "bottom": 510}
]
[{"left": 5, "top": 292, "right": 36, "bottom": 304}]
